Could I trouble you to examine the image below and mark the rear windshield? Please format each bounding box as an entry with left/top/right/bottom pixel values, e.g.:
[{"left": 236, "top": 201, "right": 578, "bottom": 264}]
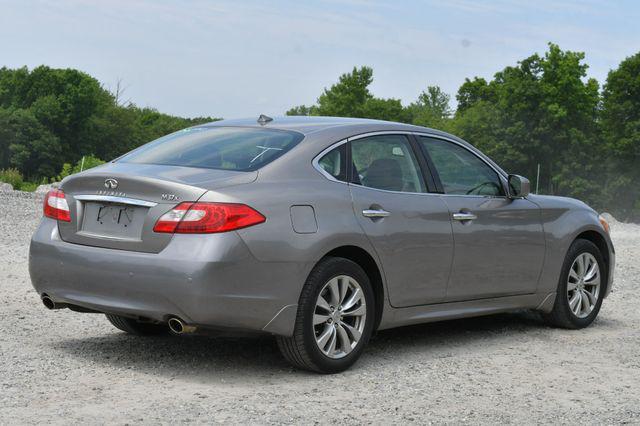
[{"left": 118, "top": 127, "right": 304, "bottom": 171}]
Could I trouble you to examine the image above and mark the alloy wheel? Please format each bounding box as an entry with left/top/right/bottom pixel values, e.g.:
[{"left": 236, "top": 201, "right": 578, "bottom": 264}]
[
  {"left": 567, "top": 252, "right": 601, "bottom": 319},
  {"left": 313, "top": 275, "right": 367, "bottom": 359}
]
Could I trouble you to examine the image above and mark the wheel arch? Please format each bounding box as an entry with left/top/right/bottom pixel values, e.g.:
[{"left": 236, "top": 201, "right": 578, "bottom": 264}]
[
  {"left": 321, "top": 245, "right": 386, "bottom": 332},
  {"left": 573, "top": 229, "right": 610, "bottom": 293}
]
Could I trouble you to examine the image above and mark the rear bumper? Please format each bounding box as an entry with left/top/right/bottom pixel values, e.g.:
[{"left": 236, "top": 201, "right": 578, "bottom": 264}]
[{"left": 29, "top": 218, "right": 307, "bottom": 336}]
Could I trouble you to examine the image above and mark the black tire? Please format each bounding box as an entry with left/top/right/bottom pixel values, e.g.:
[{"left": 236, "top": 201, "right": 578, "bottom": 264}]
[
  {"left": 544, "top": 239, "right": 606, "bottom": 329},
  {"left": 105, "top": 314, "right": 169, "bottom": 336},
  {"left": 276, "top": 257, "right": 375, "bottom": 373}
]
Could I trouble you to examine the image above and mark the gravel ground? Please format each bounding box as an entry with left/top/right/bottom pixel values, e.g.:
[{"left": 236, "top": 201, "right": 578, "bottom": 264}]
[{"left": 1, "top": 191, "right": 639, "bottom": 425}]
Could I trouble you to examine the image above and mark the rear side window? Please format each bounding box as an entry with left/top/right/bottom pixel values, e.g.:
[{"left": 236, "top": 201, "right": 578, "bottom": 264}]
[
  {"left": 118, "top": 127, "right": 304, "bottom": 171},
  {"left": 317, "top": 144, "right": 347, "bottom": 181}
]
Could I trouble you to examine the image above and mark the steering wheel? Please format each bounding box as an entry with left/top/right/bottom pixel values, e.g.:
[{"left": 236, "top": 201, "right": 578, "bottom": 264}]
[{"left": 465, "top": 181, "right": 501, "bottom": 196}]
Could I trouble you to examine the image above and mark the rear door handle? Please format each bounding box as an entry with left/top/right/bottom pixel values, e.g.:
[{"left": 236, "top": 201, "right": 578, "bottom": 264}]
[
  {"left": 362, "top": 209, "right": 391, "bottom": 218},
  {"left": 452, "top": 212, "right": 477, "bottom": 221}
]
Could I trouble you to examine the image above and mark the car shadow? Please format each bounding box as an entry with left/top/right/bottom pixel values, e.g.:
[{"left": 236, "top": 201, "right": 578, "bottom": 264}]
[{"left": 50, "top": 311, "right": 563, "bottom": 379}]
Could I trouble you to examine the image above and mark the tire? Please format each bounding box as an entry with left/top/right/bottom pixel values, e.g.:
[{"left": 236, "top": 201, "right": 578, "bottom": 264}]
[
  {"left": 105, "top": 314, "right": 169, "bottom": 336},
  {"left": 544, "top": 239, "right": 606, "bottom": 329},
  {"left": 277, "top": 257, "right": 375, "bottom": 373}
]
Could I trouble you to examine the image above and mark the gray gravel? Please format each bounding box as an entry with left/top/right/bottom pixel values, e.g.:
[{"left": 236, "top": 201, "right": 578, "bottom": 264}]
[{"left": 1, "top": 191, "right": 639, "bottom": 424}]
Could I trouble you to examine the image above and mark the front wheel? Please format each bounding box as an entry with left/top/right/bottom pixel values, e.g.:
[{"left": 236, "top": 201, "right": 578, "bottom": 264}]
[
  {"left": 277, "top": 257, "right": 375, "bottom": 373},
  {"left": 544, "top": 239, "right": 606, "bottom": 329}
]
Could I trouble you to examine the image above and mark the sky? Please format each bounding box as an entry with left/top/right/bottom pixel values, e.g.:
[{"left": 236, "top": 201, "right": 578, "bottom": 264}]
[{"left": 1, "top": 0, "right": 639, "bottom": 119}]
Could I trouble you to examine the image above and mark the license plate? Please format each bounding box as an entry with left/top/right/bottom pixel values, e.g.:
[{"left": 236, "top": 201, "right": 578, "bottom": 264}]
[{"left": 81, "top": 202, "right": 147, "bottom": 240}]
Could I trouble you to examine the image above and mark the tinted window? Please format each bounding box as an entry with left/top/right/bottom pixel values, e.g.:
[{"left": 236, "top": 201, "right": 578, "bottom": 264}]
[
  {"left": 351, "top": 135, "right": 425, "bottom": 193},
  {"left": 419, "top": 137, "right": 504, "bottom": 196},
  {"left": 119, "top": 127, "right": 304, "bottom": 171},
  {"left": 317, "top": 144, "right": 347, "bottom": 181}
]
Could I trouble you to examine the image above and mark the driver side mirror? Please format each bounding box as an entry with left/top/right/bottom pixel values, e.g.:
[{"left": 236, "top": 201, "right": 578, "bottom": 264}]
[{"left": 508, "top": 174, "right": 530, "bottom": 198}]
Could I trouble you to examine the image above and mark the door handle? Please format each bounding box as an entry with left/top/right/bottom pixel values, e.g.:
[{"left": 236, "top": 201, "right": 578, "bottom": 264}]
[
  {"left": 452, "top": 212, "right": 477, "bottom": 221},
  {"left": 362, "top": 209, "right": 391, "bottom": 218}
]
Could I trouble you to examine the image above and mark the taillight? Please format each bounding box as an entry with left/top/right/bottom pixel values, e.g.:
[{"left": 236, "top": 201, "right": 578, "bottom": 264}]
[
  {"left": 43, "top": 189, "right": 71, "bottom": 222},
  {"left": 153, "top": 202, "right": 266, "bottom": 234}
]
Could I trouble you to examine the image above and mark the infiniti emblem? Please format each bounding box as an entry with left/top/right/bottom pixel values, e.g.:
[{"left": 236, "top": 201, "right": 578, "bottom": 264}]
[{"left": 104, "top": 178, "right": 118, "bottom": 189}]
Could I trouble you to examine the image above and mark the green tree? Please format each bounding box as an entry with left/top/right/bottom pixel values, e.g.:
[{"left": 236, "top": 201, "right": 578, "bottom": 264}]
[
  {"left": 286, "top": 105, "right": 313, "bottom": 116},
  {"left": 0, "top": 66, "right": 219, "bottom": 180},
  {"left": 4, "top": 109, "right": 62, "bottom": 178},
  {"left": 453, "top": 43, "right": 601, "bottom": 203},
  {"left": 601, "top": 52, "right": 640, "bottom": 220},
  {"left": 315, "top": 66, "right": 374, "bottom": 117},
  {"left": 405, "top": 86, "right": 452, "bottom": 129}
]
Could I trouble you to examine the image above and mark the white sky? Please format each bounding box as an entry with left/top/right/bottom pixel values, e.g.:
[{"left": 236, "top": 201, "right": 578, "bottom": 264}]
[{"left": 1, "top": 0, "right": 638, "bottom": 119}]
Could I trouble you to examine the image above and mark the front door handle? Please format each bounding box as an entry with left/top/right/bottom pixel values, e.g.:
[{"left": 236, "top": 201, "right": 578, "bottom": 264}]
[
  {"left": 452, "top": 212, "right": 477, "bottom": 221},
  {"left": 362, "top": 209, "right": 391, "bottom": 218}
]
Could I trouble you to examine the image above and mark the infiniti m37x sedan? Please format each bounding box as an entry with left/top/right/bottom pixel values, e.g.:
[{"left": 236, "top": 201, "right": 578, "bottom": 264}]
[{"left": 30, "top": 116, "right": 615, "bottom": 373}]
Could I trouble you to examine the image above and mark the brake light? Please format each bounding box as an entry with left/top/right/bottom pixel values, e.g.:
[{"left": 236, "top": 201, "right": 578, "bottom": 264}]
[
  {"left": 43, "top": 189, "right": 71, "bottom": 222},
  {"left": 153, "top": 202, "right": 266, "bottom": 234}
]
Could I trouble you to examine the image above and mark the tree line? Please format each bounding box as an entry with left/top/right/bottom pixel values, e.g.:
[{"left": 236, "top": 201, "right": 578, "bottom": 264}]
[
  {"left": 0, "top": 43, "right": 638, "bottom": 220},
  {"left": 287, "top": 44, "right": 640, "bottom": 221},
  {"left": 0, "top": 66, "right": 218, "bottom": 180}
]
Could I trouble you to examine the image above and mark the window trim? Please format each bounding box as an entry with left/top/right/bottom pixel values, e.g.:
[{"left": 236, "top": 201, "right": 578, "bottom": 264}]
[
  {"left": 416, "top": 134, "right": 508, "bottom": 198},
  {"left": 311, "top": 130, "right": 509, "bottom": 198},
  {"left": 348, "top": 133, "right": 430, "bottom": 194},
  {"left": 312, "top": 139, "right": 349, "bottom": 184}
]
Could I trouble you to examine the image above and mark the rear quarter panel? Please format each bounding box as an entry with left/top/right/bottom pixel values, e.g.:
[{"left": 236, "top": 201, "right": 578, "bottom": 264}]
[{"left": 195, "top": 131, "right": 387, "bottom": 311}]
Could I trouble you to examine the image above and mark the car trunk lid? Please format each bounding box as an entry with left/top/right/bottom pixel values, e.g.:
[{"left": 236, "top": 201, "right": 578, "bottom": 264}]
[{"left": 57, "top": 162, "right": 256, "bottom": 253}]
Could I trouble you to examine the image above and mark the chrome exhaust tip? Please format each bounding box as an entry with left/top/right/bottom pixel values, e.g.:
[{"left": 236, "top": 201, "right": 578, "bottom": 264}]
[
  {"left": 41, "top": 295, "right": 62, "bottom": 310},
  {"left": 167, "top": 317, "right": 196, "bottom": 335}
]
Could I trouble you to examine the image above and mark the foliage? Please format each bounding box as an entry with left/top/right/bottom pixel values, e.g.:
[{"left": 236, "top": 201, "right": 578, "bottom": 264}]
[
  {"left": 601, "top": 52, "right": 640, "bottom": 221},
  {"left": 56, "top": 155, "right": 106, "bottom": 182},
  {"left": 287, "top": 44, "right": 640, "bottom": 220},
  {"left": 0, "top": 167, "right": 41, "bottom": 191},
  {"left": 0, "top": 65, "right": 219, "bottom": 180},
  {"left": 452, "top": 43, "right": 602, "bottom": 206},
  {"left": 0, "top": 168, "right": 23, "bottom": 188},
  {"left": 405, "top": 86, "right": 453, "bottom": 130}
]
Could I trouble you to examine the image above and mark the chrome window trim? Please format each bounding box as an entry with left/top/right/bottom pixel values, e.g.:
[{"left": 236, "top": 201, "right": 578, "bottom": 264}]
[
  {"left": 311, "top": 139, "right": 349, "bottom": 184},
  {"left": 74, "top": 195, "right": 158, "bottom": 207},
  {"left": 311, "top": 130, "right": 509, "bottom": 199},
  {"left": 411, "top": 132, "right": 510, "bottom": 198}
]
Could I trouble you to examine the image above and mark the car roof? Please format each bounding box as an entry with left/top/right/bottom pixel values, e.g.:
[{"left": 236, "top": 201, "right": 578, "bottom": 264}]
[
  {"left": 201, "top": 116, "right": 437, "bottom": 136},
  {"left": 202, "top": 116, "right": 508, "bottom": 177}
]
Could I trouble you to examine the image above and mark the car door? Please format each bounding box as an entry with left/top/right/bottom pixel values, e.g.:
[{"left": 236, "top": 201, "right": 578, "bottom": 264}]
[
  {"left": 348, "top": 134, "right": 453, "bottom": 307},
  {"left": 417, "top": 136, "right": 545, "bottom": 301}
]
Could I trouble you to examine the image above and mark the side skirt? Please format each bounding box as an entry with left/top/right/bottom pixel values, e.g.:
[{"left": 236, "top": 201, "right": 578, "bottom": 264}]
[{"left": 378, "top": 292, "right": 555, "bottom": 331}]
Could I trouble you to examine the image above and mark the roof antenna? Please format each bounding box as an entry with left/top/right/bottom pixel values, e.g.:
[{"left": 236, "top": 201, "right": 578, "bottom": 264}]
[{"left": 257, "top": 114, "right": 273, "bottom": 125}]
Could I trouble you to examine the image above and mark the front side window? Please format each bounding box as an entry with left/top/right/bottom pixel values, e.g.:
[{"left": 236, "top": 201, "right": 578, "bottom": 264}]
[
  {"left": 118, "top": 127, "right": 304, "bottom": 171},
  {"left": 317, "top": 144, "right": 347, "bottom": 181},
  {"left": 351, "top": 135, "right": 425, "bottom": 193},
  {"left": 418, "top": 136, "right": 504, "bottom": 196}
]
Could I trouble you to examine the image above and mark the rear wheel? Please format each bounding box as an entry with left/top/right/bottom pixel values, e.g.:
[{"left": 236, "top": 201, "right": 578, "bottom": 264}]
[
  {"left": 105, "top": 314, "right": 168, "bottom": 335},
  {"left": 544, "top": 239, "right": 605, "bottom": 329},
  {"left": 277, "top": 257, "right": 374, "bottom": 373}
]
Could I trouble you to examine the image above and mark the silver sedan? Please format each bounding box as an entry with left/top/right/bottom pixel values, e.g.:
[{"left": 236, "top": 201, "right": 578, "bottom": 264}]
[{"left": 29, "top": 116, "right": 615, "bottom": 373}]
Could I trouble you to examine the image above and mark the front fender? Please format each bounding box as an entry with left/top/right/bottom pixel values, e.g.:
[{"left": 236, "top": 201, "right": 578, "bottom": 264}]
[{"left": 528, "top": 195, "right": 614, "bottom": 301}]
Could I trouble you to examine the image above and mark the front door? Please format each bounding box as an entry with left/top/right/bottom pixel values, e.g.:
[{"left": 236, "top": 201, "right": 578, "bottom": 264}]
[
  {"left": 348, "top": 134, "right": 453, "bottom": 307},
  {"left": 417, "top": 136, "right": 545, "bottom": 301}
]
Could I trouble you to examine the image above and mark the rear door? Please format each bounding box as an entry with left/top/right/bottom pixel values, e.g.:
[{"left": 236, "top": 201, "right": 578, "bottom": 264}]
[
  {"left": 417, "top": 136, "right": 545, "bottom": 301},
  {"left": 348, "top": 134, "right": 453, "bottom": 307}
]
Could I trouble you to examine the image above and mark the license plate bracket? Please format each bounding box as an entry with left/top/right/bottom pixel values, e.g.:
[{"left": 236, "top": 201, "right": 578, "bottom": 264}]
[{"left": 81, "top": 202, "right": 147, "bottom": 240}]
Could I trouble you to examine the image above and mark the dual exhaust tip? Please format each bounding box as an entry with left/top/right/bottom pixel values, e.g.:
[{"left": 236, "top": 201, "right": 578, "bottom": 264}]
[
  {"left": 42, "top": 294, "right": 196, "bottom": 335},
  {"left": 167, "top": 317, "right": 197, "bottom": 335},
  {"left": 42, "top": 295, "right": 64, "bottom": 310}
]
